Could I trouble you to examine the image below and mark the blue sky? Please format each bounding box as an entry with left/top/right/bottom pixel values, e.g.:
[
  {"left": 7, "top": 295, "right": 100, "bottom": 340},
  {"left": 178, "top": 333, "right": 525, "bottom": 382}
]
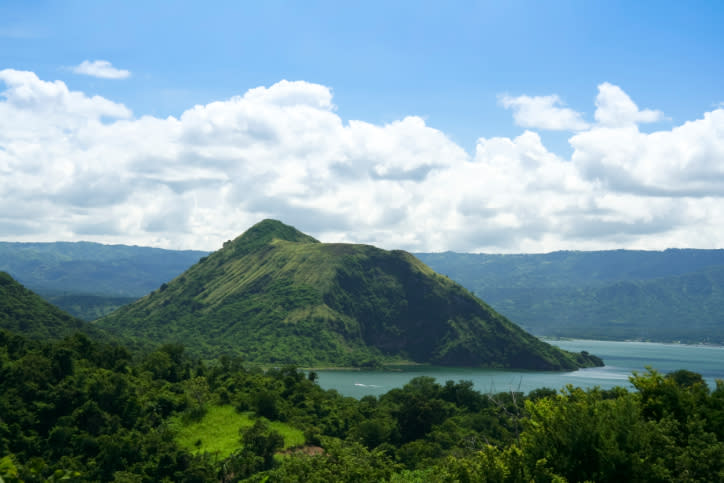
[
  {"left": 5, "top": 1, "right": 722, "bottom": 146},
  {"left": 1, "top": 1, "right": 723, "bottom": 252}
]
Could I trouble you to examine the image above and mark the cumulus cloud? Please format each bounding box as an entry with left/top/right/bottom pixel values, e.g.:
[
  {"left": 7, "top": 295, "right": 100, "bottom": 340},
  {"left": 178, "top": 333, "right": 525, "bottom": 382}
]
[
  {"left": 572, "top": 95, "right": 724, "bottom": 197},
  {"left": 72, "top": 60, "right": 131, "bottom": 79},
  {"left": 0, "top": 69, "right": 131, "bottom": 119},
  {"left": 1, "top": 71, "right": 723, "bottom": 253},
  {"left": 594, "top": 82, "right": 663, "bottom": 127},
  {"left": 499, "top": 94, "right": 590, "bottom": 131}
]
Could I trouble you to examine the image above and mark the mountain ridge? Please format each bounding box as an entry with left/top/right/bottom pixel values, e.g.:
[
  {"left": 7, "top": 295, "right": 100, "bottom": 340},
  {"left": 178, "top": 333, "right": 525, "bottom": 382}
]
[
  {"left": 417, "top": 250, "right": 724, "bottom": 343},
  {"left": 4, "top": 237, "right": 724, "bottom": 343},
  {"left": 97, "top": 220, "right": 601, "bottom": 370},
  {"left": 0, "top": 240, "right": 207, "bottom": 297}
]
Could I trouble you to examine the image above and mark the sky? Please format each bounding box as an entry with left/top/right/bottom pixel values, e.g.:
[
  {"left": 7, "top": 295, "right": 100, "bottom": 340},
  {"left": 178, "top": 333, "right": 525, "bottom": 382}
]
[{"left": 1, "top": 1, "right": 723, "bottom": 253}]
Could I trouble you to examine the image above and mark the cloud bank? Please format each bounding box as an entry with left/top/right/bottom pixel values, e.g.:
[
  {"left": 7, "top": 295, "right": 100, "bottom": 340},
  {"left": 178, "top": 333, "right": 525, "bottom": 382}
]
[
  {"left": 72, "top": 60, "right": 131, "bottom": 79},
  {"left": 1, "top": 69, "right": 723, "bottom": 252}
]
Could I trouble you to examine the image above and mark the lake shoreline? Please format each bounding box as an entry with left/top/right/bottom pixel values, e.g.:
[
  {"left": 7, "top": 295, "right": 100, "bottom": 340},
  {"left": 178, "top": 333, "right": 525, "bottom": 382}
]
[
  {"left": 539, "top": 336, "right": 724, "bottom": 348},
  {"left": 314, "top": 339, "right": 724, "bottom": 398}
]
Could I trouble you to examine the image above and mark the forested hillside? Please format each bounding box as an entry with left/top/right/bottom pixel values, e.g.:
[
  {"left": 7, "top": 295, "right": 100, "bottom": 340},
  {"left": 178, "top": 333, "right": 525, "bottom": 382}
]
[
  {"left": 4, "top": 239, "right": 724, "bottom": 342},
  {"left": 1, "top": 328, "right": 723, "bottom": 482},
  {"left": 97, "top": 220, "right": 600, "bottom": 370},
  {"left": 417, "top": 250, "right": 724, "bottom": 344},
  {"left": 0, "top": 271, "right": 102, "bottom": 341},
  {"left": 0, "top": 249, "right": 722, "bottom": 481}
]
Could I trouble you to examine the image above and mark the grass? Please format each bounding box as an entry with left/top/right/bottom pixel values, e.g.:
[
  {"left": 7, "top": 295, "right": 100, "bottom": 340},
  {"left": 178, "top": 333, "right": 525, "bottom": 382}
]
[{"left": 170, "top": 405, "right": 305, "bottom": 459}]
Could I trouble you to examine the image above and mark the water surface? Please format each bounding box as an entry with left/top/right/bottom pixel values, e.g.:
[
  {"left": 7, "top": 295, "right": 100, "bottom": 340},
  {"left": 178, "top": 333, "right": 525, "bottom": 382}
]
[{"left": 315, "top": 339, "right": 724, "bottom": 398}]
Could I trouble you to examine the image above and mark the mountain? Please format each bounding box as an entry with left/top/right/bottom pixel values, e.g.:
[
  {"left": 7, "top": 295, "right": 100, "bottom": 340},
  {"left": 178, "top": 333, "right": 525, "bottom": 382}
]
[
  {"left": 0, "top": 240, "right": 207, "bottom": 297},
  {"left": 0, "top": 271, "right": 101, "bottom": 340},
  {"left": 0, "top": 241, "right": 207, "bottom": 320},
  {"left": 96, "top": 220, "right": 601, "bottom": 370},
  {"left": 416, "top": 250, "right": 724, "bottom": 344},
  {"left": 5, "top": 237, "right": 723, "bottom": 344}
]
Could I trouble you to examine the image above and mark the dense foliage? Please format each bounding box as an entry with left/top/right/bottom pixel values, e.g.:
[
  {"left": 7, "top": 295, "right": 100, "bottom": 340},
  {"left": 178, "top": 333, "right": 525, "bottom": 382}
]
[
  {"left": 1, "top": 328, "right": 723, "bottom": 482},
  {"left": 417, "top": 250, "right": 724, "bottom": 344},
  {"left": 97, "top": 220, "right": 599, "bottom": 370},
  {"left": 44, "top": 294, "right": 138, "bottom": 322},
  {"left": 0, "top": 272, "right": 104, "bottom": 341}
]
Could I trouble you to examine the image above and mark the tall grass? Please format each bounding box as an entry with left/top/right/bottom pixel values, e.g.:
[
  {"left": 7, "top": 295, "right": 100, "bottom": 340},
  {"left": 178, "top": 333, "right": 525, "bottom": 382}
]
[{"left": 170, "top": 405, "right": 305, "bottom": 459}]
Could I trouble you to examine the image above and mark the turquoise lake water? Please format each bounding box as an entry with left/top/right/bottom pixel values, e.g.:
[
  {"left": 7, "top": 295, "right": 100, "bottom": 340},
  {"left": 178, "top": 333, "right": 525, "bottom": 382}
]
[{"left": 315, "top": 339, "right": 724, "bottom": 398}]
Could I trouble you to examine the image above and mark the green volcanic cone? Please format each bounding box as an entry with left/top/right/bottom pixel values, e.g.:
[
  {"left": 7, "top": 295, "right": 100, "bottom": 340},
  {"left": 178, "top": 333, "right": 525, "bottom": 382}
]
[{"left": 97, "top": 220, "right": 602, "bottom": 370}]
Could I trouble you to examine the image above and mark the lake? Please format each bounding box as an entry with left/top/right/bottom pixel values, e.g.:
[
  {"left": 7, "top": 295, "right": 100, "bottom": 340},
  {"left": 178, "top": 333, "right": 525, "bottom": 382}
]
[{"left": 314, "top": 339, "right": 724, "bottom": 398}]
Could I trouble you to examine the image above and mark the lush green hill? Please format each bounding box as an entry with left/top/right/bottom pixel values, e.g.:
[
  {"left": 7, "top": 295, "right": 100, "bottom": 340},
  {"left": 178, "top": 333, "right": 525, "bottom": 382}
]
[
  {"left": 8, "top": 239, "right": 724, "bottom": 342},
  {"left": 0, "top": 271, "right": 102, "bottom": 341},
  {"left": 97, "top": 220, "right": 600, "bottom": 370},
  {"left": 416, "top": 250, "right": 724, "bottom": 343}
]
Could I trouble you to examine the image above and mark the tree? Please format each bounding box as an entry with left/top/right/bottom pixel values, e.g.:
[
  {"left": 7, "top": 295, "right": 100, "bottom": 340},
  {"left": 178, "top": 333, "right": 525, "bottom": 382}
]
[
  {"left": 241, "top": 419, "right": 284, "bottom": 468},
  {"left": 220, "top": 419, "right": 284, "bottom": 482}
]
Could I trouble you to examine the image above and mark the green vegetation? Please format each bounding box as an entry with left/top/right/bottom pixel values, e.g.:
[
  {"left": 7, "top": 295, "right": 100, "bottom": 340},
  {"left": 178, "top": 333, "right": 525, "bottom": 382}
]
[
  {"left": 5, "top": 221, "right": 724, "bottom": 479},
  {"left": 98, "top": 220, "right": 600, "bottom": 370},
  {"left": 170, "top": 406, "right": 304, "bottom": 458},
  {"left": 5, "top": 239, "right": 724, "bottom": 343},
  {"left": 1, "top": 326, "right": 723, "bottom": 482},
  {"left": 45, "top": 294, "right": 139, "bottom": 321},
  {"left": 417, "top": 250, "right": 724, "bottom": 344},
  {"left": 0, "top": 271, "right": 106, "bottom": 341}
]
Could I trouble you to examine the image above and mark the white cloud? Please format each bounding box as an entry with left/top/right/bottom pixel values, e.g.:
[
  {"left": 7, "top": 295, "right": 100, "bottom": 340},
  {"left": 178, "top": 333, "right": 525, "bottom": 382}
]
[
  {"left": 572, "top": 101, "right": 724, "bottom": 197},
  {"left": 0, "top": 69, "right": 131, "bottom": 120},
  {"left": 499, "top": 94, "right": 589, "bottom": 131},
  {"left": 594, "top": 82, "right": 663, "bottom": 127},
  {"left": 72, "top": 60, "right": 131, "bottom": 79},
  {"left": 1, "top": 71, "right": 723, "bottom": 253}
]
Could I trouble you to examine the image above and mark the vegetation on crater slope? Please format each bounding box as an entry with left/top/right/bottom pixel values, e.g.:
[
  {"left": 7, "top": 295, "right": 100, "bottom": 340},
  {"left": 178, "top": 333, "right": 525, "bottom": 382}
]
[{"left": 98, "top": 220, "right": 601, "bottom": 370}]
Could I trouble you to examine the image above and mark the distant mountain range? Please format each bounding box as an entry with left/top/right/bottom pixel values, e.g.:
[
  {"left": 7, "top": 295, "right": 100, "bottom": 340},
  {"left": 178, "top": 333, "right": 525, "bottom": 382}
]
[
  {"left": 417, "top": 250, "right": 724, "bottom": 344},
  {"left": 0, "top": 240, "right": 206, "bottom": 319},
  {"left": 0, "top": 240, "right": 206, "bottom": 297},
  {"left": 95, "top": 220, "right": 598, "bottom": 370},
  {"left": 2, "top": 237, "right": 723, "bottom": 344}
]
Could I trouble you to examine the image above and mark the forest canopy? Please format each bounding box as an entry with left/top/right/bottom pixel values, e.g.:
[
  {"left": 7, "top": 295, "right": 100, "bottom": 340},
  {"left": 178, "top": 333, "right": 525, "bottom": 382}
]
[{"left": 1, "top": 328, "right": 723, "bottom": 482}]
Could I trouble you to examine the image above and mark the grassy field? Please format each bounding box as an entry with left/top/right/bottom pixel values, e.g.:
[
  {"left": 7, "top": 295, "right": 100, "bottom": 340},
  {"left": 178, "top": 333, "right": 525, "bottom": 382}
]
[{"left": 170, "top": 405, "right": 305, "bottom": 459}]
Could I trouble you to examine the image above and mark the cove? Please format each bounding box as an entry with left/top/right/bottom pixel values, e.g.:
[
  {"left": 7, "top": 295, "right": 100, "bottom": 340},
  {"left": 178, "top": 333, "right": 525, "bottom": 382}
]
[{"left": 314, "top": 339, "right": 724, "bottom": 398}]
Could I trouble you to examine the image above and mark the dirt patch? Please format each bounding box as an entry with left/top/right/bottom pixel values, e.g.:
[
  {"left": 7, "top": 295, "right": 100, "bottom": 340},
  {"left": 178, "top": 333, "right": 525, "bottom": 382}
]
[{"left": 280, "top": 445, "right": 325, "bottom": 456}]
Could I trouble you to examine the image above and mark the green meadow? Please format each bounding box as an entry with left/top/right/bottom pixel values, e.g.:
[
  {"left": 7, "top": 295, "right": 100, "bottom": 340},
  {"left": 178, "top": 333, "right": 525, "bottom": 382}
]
[{"left": 170, "top": 405, "right": 305, "bottom": 459}]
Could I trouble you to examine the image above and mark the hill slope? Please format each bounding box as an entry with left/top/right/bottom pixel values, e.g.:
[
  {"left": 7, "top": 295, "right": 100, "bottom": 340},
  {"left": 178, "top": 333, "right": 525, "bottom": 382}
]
[
  {"left": 97, "top": 220, "right": 600, "bottom": 370},
  {"left": 416, "top": 250, "right": 724, "bottom": 343},
  {"left": 9, "top": 239, "right": 724, "bottom": 342},
  {"left": 0, "top": 271, "right": 101, "bottom": 340}
]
